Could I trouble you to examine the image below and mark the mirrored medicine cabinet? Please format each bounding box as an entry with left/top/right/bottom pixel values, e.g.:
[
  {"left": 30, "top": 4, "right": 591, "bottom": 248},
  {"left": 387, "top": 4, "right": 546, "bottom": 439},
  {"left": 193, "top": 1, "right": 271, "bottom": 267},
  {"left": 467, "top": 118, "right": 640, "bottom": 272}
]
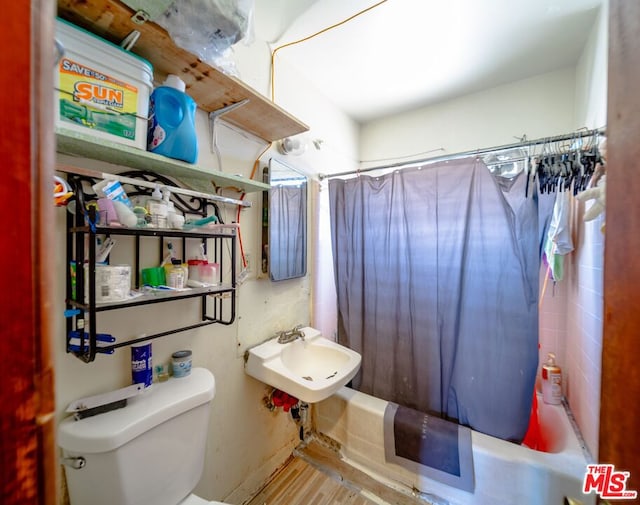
[{"left": 262, "top": 158, "right": 308, "bottom": 281}]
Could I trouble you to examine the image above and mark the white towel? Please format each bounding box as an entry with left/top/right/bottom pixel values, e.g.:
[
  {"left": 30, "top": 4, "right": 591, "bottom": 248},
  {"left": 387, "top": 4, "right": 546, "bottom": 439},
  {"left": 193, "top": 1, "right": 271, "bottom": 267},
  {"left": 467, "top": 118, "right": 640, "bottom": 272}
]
[{"left": 544, "top": 191, "right": 574, "bottom": 281}]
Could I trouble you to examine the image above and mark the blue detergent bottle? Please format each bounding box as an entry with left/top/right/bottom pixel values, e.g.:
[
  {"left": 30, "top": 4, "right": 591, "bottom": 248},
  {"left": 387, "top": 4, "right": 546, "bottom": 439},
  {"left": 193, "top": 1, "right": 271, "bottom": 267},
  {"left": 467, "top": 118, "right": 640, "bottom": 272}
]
[{"left": 147, "top": 75, "right": 198, "bottom": 163}]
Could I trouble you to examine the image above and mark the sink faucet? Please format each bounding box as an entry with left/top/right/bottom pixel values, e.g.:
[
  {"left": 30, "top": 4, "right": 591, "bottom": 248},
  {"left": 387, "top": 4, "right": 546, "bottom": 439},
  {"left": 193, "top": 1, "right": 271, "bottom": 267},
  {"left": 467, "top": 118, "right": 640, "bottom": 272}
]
[{"left": 277, "top": 325, "right": 306, "bottom": 344}]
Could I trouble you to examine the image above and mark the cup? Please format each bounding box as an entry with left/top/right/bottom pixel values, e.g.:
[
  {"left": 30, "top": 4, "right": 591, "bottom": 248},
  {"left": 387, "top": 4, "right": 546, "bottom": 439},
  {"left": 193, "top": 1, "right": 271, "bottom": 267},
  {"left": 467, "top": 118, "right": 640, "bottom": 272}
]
[
  {"left": 141, "top": 267, "right": 166, "bottom": 287},
  {"left": 154, "top": 363, "right": 170, "bottom": 382},
  {"left": 97, "top": 198, "right": 118, "bottom": 226},
  {"left": 187, "top": 259, "right": 207, "bottom": 282},
  {"left": 188, "top": 260, "right": 218, "bottom": 285},
  {"left": 200, "top": 262, "right": 218, "bottom": 285}
]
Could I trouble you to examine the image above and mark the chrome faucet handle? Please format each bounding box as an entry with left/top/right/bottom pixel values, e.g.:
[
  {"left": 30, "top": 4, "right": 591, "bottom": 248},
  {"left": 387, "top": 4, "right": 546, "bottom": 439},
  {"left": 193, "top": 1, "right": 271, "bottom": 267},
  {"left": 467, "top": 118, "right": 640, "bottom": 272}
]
[
  {"left": 276, "top": 326, "right": 307, "bottom": 344},
  {"left": 277, "top": 330, "right": 295, "bottom": 344},
  {"left": 293, "top": 325, "right": 306, "bottom": 340}
]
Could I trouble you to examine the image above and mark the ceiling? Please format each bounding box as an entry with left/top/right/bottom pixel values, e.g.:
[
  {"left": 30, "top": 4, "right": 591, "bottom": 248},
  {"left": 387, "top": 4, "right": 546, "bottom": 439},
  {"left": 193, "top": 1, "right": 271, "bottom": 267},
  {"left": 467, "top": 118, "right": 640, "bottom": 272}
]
[{"left": 261, "top": 0, "right": 603, "bottom": 123}]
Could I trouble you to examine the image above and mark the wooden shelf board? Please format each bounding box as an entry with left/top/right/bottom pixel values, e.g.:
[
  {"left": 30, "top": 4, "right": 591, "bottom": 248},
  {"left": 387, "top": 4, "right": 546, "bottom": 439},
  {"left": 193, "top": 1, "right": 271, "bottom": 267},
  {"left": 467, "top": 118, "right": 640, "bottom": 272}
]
[
  {"left": 56, "top": 0, "right": 309, "bottom": 142},
  {"left": 56, "top": 127, "right": 269, "bottom": 194}
]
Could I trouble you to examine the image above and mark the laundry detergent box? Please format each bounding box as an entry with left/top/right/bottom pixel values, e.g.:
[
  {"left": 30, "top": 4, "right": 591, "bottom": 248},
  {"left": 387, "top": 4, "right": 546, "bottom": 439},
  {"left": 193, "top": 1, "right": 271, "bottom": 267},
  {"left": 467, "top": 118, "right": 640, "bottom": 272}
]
[{"left": 54, "top": 18, "right": 153, "bottom": 150}]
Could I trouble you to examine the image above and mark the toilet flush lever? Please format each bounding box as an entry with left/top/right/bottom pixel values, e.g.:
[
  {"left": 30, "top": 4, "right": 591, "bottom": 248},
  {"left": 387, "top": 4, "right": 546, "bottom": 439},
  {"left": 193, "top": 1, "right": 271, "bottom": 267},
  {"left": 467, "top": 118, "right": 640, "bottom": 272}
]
[{"left": 61, "top": 456, "right": 86, "bottom": 470}]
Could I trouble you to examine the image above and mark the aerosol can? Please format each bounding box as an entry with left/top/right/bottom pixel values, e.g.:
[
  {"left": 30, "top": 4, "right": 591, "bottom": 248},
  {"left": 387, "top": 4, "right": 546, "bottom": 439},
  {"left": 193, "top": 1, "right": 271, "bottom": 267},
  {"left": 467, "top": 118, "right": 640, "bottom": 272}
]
[{"left": 542, "top": 352, "right": 562, "bottom": 405}]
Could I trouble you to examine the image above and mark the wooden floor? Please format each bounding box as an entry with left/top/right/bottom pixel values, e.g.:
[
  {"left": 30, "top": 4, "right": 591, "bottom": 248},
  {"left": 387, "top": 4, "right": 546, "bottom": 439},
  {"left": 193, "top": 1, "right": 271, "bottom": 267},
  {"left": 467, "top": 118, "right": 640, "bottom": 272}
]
[
  {"left": 245, "top": 456, "right": 378, "bottom": 505},
  {"left": 245, "top": 440, "right": 432, "bottom": 505}
]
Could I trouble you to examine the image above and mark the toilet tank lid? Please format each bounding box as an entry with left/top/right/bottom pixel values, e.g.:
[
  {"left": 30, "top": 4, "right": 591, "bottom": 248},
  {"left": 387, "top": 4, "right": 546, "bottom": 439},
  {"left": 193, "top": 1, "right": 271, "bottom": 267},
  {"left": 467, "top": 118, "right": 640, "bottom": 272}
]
[{"left": 58, "top": 367, "right": 215, "bottom": 454}]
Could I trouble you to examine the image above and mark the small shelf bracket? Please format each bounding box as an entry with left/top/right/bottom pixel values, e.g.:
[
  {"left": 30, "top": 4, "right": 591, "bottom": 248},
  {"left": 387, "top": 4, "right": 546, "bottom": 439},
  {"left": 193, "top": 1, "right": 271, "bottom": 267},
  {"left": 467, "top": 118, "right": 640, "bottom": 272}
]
[
  {"left": 131, "top": 10, "right": 150, "bottom": 24},
  {"left": 209, "top": 99, "right": 251, "bottom": 157}
]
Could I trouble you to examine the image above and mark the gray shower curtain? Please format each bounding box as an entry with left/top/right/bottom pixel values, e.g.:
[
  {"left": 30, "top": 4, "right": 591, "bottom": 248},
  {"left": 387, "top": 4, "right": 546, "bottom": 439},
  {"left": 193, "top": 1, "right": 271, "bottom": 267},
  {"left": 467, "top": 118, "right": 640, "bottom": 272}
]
[
  {"left": 269, "top": 183, "right": 307, "bottom": 280},
  {"left": 329, "top": 158, "right": 540, "bottom": 442}
]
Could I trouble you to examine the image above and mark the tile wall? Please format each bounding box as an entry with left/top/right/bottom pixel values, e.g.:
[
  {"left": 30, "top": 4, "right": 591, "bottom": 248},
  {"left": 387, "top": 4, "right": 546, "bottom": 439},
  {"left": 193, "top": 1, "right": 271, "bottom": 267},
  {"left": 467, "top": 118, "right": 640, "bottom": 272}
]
[{"left": 539, "top": 198, "right": 605, "bottom": 459}]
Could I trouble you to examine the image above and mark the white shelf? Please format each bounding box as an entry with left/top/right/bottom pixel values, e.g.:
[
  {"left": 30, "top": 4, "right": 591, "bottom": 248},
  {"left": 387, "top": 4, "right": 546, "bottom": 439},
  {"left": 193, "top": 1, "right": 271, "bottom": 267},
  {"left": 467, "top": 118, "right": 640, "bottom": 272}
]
[{"left": 56, "top": 127, "right": 270, "bottom": 194}]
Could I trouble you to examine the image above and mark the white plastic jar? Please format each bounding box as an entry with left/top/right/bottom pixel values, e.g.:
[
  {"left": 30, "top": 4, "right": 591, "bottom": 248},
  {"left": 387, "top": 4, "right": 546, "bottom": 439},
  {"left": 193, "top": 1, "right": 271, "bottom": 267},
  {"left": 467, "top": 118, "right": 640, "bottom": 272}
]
[{"left": 171, "top": 350, "right": 192, "bottom": 378}]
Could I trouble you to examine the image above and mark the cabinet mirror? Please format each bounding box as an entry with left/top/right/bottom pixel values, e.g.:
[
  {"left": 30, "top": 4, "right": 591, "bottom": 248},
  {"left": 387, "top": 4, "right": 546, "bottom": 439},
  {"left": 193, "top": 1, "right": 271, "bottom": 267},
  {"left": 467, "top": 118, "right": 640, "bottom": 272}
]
[{"left": 262, "top": 159, "right": 307, "bottom": 281}]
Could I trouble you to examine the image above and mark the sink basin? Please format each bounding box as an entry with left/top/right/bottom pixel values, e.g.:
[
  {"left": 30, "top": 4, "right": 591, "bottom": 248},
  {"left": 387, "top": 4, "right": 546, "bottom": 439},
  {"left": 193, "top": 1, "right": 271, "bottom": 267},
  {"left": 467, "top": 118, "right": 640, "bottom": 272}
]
[{"left": 245, "top": 327, "right": 361, "bottom": 403}]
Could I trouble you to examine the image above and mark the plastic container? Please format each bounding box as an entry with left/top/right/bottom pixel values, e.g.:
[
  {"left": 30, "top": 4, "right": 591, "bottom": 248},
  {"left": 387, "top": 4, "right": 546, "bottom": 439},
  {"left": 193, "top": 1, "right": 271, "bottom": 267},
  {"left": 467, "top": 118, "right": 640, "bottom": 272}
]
[
  {"left": 541, "top": 352, "right": 562, "bottom": 405},
  {"left": 171, "top": 350, "right": 192, "bottom": 378},
  {"left": 200, "top": 262, "right": 218, "bottom": 285},
  {"left": 141, "top": 267, "right": 166, "bottom": 287},
  {"left": 93, "top": 179, "right": 133, "bottom": 208},
  {"left": 85, "top": 265, "right": 131, "bottom": 303},
  {"left": 146, "top": 186, "right": 168, "bottom": 228},
  {"left": 166, "top": 198, "right": 185, "bottom": 229},
  {"left": 154, "top": 363, "right": 170, "bottom": 382},
  {"left": 97, "top": 198, "right": 118, "bottom": 225},
  {"left": 165, "top": 259, "right": 187, "bottom": 289},
  {"left": 131, "top": 342, "right": 153, "bottom": 388},
  {"left": 187, "top": 259, "right": 219, "bottom": 286},
  {"left": 55, "top": 18, "right": 153, "bottom": 149},
  {"left": 147, "top": 75, "right": 198, "bottom": 163}
]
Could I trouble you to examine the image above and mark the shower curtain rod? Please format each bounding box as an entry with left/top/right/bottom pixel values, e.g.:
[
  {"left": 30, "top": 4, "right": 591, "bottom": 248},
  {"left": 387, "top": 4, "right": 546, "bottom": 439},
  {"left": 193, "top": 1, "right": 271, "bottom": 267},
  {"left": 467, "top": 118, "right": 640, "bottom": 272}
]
[{"left": 319, "top": 127, "right": 606, "bottom": 180}]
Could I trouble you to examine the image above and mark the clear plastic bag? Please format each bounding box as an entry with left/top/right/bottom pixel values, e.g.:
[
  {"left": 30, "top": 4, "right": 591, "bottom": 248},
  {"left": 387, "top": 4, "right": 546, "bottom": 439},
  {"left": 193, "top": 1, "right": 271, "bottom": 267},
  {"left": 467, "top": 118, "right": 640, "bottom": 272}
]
[{"left": 157, "top": 0, "right": 254, "bottom": 75}]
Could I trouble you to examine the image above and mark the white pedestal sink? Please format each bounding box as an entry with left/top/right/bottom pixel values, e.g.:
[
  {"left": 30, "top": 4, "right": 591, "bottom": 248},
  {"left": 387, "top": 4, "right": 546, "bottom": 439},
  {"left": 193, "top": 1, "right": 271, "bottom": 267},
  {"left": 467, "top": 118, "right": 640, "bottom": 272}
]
[{"left": 244, "top": 327, "right": 361, "bottom": 403}]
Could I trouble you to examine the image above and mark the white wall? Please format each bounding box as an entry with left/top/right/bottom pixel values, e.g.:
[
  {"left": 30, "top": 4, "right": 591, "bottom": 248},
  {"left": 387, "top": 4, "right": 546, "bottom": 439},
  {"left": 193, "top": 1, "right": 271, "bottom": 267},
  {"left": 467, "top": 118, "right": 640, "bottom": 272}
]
[
  {"left": 252, "top": 49, "right": 361, "bottom": 342},
  {"left": 53, "top": 5, "right": 359, "bottom": 503},
  {"left": 359, "top": 67, "right": 577, "bottom": 168},
  {"left": 574, "top": 1, "right": 608, "bottom": 131}
]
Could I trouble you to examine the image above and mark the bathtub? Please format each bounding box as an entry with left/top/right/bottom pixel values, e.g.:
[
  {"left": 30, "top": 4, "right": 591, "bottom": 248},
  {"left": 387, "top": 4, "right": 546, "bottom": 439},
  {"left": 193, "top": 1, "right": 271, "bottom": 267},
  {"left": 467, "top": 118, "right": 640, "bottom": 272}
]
[{"left": 315, "top": 387, "right": 595, "bottom": 505}]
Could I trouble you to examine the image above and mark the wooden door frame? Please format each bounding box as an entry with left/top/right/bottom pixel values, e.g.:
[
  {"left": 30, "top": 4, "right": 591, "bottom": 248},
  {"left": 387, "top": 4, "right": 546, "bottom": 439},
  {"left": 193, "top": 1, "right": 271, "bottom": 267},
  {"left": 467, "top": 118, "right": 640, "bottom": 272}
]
[
  {"left": 1, "top": 1, "right": 638, "bottom": 504},
  {"left": 599, "top": 0, "right": 640, "bottom": 494},
  {"left": 0, "top": 1, "right": 56, "bottom": 504}
]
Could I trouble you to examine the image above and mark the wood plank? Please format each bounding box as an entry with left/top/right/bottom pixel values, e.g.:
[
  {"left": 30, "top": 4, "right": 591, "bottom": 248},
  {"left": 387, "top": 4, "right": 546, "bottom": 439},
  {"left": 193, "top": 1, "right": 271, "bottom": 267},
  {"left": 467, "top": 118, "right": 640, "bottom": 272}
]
[
  {"left": 35, "top": 2, "right": 59, "bottom": 503},
  {"left": 297, "top": 441, "right": 431, "bottom": 505},
  {"left": 56, "top": 0, "right": 309, "bottom": 142},
  {"left": 600, "top": 0, "right": 640, "bottom": 491},
  {"left": 1, "top": 1, "right": 57, "bottom": 504},
  {"left": 245, "top": 456, "right": 380, "bottom": 505},
  {"left": 246, "top": 441, "right": 436, "bottom": 505}
]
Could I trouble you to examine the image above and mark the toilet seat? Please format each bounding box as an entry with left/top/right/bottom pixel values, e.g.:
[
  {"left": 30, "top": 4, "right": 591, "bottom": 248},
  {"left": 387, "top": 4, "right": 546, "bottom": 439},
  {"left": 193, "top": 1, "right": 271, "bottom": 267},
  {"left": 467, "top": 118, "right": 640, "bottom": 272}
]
[{"left": 179, "top": 493, "right": 229, "bottom": 505}]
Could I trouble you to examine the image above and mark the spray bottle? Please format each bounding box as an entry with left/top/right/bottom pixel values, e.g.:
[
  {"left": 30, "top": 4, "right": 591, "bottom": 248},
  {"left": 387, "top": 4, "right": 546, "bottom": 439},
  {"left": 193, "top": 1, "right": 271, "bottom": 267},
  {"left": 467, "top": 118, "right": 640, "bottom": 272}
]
[{"left": 541, "top": 353, "right": 562, "bottom": 405}]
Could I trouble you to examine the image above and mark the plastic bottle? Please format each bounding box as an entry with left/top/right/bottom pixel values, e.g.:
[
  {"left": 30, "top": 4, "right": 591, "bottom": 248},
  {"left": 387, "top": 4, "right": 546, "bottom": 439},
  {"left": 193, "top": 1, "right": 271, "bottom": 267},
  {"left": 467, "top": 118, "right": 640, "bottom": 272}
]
[
  {"left": 165, "top": 191, "right": 185, "bottom": 229},
  {"left": 146, "top": 186, "right": 168, "bottom": 228},
  {"left": 165, "top": 258, "right": 186, "bottom": 289},
  {"left": 147, "top": 74, "right": 198, "bottom": 163},
  {"left": 541, "top": 353, "right": 562, "bottom": 405}
]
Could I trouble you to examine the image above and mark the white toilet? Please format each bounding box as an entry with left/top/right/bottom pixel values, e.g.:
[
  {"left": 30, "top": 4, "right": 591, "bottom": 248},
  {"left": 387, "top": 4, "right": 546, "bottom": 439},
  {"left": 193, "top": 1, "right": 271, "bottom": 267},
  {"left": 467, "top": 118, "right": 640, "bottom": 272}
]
[{"left": 58, "top": 368, "right": 229, "bottom": 505}]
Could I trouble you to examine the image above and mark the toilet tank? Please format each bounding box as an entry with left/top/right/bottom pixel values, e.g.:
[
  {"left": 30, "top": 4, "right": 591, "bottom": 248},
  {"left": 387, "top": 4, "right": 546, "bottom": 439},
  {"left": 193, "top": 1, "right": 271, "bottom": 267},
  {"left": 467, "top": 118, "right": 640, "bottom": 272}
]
[{"left": 58, "top": 368, "right": 215, "bottom": 505}]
